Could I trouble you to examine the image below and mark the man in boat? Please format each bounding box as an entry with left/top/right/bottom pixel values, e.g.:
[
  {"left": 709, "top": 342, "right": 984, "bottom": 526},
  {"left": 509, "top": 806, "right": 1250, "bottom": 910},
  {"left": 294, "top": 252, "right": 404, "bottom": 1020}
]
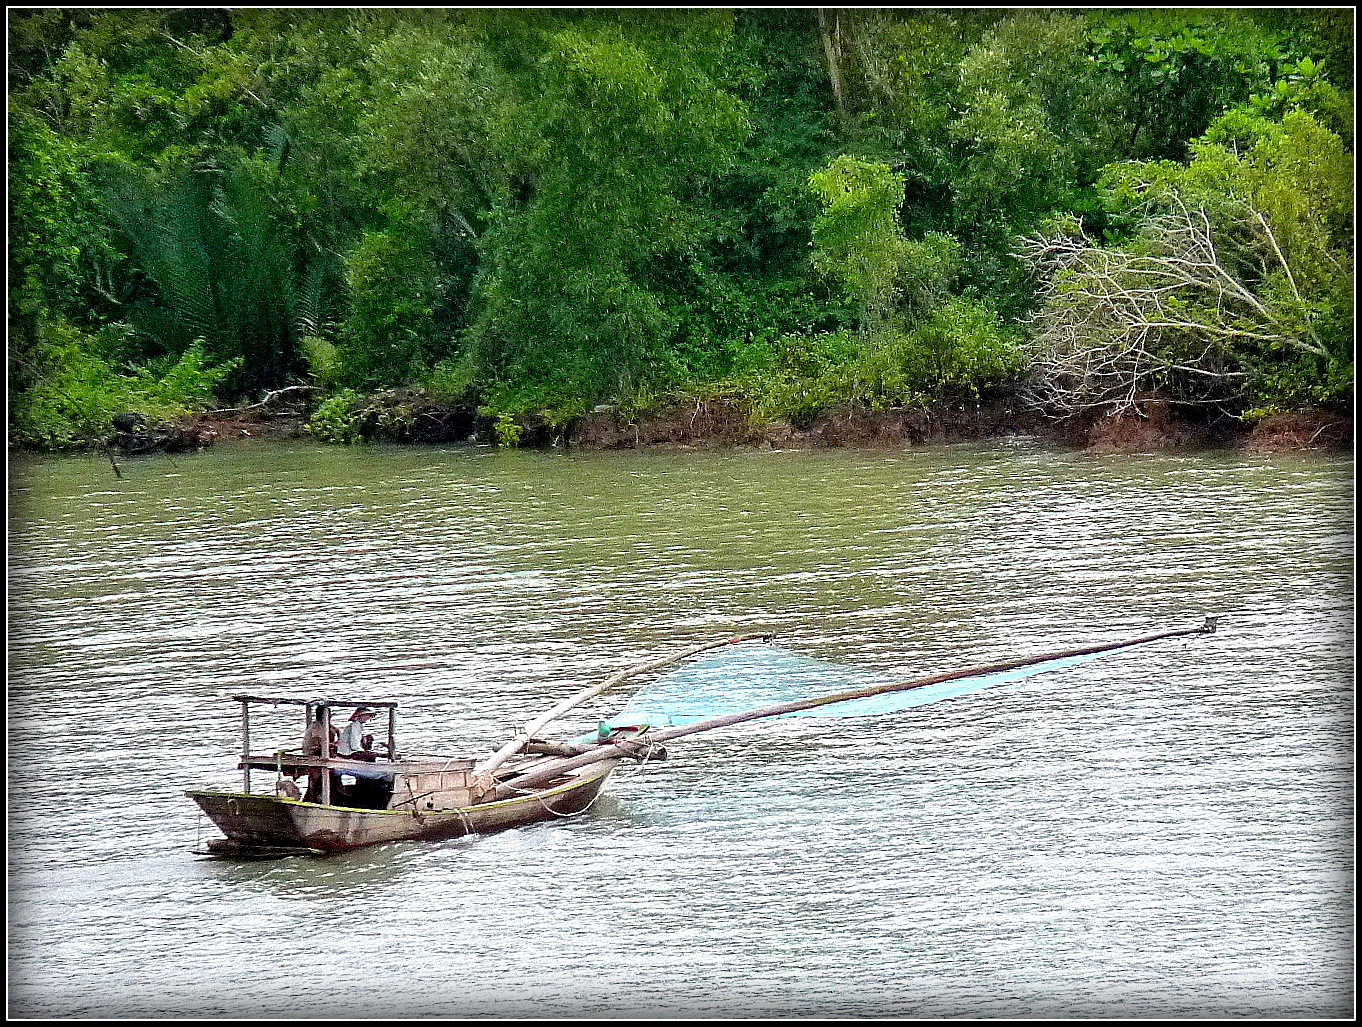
[
  {"left": 299, "top": 707, "right": 335, "bottom": 802},
  {"left": 302, "top": 707, "right": 334, "bottom": 756},
  {"left": 338, "top": 707, "right": 380, "bottom": 761}
]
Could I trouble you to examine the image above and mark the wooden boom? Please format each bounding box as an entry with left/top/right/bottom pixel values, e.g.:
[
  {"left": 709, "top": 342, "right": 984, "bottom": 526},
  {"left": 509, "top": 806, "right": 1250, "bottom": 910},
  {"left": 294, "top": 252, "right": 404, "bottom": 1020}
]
[
  {"left": 476, "top": 631, "right": 772, "bottom": 776},
  {"left": 485, "top": 617, "right": 1219, "bottom": 801}
]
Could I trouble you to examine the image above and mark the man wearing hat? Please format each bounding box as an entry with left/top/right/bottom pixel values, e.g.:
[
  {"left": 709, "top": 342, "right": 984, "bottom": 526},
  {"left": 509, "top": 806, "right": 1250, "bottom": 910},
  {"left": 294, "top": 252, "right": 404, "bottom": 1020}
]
[{"left": 338, "top": 706, "right": 379, "bottom": 760}]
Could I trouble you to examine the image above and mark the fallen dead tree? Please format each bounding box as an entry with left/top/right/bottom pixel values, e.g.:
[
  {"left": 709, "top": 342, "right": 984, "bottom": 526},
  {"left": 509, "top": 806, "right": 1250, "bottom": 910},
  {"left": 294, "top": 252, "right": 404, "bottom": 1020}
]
[
  {"left": 202, "top": 384, "right": 321, "bottom": 418},
  {"left": 1015, "top": 193, "right": 1323, "bottom": 420}
]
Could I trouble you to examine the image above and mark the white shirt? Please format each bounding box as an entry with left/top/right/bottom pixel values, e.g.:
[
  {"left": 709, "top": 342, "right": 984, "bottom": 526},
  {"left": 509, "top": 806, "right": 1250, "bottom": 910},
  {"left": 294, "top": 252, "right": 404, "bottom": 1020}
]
[{"left": 339, "top": 718, "right": 371, "bottom": 755}]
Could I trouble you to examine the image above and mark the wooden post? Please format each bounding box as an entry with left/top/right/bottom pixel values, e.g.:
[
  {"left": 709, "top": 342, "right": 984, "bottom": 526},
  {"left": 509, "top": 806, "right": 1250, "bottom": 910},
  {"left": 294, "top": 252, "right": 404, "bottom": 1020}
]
[
  {"left": 320, "top": 706, "right": 332, "bottom": 806},
  {"left": 240, "top": 700, "right": 251, "bottom": 793},
  {"left": 387, "top": 707, "right": 397, "bottom": 760}
]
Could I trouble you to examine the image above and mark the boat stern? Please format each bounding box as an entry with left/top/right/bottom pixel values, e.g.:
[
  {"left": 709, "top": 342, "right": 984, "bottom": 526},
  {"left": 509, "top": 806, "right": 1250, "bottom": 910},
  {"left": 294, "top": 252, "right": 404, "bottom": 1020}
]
[{"left": 188, "top": 790, "right": 309, "bottom": 850}]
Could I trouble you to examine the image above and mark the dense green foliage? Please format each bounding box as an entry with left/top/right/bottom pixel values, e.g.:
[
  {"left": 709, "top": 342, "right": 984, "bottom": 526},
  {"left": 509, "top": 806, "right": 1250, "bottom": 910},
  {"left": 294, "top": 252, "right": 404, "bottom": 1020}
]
[{"left": 8, "top": 8, "right": 1352, "bottom": 447}]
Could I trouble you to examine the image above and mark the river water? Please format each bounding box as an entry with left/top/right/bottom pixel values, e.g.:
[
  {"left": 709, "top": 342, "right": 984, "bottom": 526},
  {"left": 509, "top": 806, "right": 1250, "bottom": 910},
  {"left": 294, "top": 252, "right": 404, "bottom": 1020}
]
[{"left": 6, "top": 437, "right": 1353, "bottom": 1018}]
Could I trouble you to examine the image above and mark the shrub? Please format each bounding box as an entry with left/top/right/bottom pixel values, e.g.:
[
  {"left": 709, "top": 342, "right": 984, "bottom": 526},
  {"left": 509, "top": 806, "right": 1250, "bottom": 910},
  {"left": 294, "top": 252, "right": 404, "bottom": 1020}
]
[
  {"left": 739, "top": 329, "right": 859, "bottom": 426},
  {"left": 299, "top": 335, "right": 344, "bottom": 390},
  {"left": 305, "top": 389, "right": 365, "bottom": 444},
  {"left": 10, "top": 321, "right": 237, "bottom": 449},
  {"left": 336, "top": 228, "right": 438, "bottom": 388},
  {"left": 898, "top": 296, "right": 1025, "bottom": 394}
]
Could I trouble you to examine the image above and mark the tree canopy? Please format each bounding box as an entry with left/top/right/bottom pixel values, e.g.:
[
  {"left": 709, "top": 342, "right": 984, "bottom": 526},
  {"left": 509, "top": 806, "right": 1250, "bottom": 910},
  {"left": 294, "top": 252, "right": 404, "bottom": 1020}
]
[{"left": 7, "top": 7, "right": 1353, "bottom": 448}]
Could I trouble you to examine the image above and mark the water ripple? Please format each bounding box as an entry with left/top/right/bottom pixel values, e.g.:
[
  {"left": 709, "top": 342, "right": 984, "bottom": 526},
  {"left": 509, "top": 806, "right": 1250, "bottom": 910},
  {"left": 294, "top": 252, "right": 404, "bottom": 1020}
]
[{"left": 6, "top": 441, "right": 1353, "bottom": 1018}]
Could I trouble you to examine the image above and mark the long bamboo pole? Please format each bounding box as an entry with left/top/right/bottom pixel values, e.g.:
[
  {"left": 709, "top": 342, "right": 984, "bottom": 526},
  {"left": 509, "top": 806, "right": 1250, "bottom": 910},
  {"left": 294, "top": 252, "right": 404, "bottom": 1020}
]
[
  {"left": 485, "top": 618, "right": 1218, "bottom": 800},
  {"left": 476, "top": 631, "right": 772, "bottom": 776}
]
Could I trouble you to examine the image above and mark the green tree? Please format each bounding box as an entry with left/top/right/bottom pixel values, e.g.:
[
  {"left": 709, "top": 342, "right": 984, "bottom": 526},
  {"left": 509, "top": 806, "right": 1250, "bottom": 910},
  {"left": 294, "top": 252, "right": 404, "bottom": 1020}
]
[
  {"left": 808, "top": 154, "right": 907, "bottom": 339},
  {"left": 784, "top": 157, "right": 1022, "bottom": 413},
  {"left": 463, "top": 14, "right": 748, "bottom": 422},
  {"left": 7, "top": 104, "right": 117, "bottom": 355},
  {"left": 951, "top": 11, "right": 1124, "bottom": 227},
  {"left": 1086, "top": 10, "right": 1290, "bottom": 161},
  {"left": 336, "top": 223, "right": 439, "bottom": 388}
]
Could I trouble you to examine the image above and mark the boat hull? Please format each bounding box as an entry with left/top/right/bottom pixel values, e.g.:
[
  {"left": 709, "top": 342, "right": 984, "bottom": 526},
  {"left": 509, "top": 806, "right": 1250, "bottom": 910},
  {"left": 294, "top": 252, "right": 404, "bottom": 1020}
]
[{"left": 188, "top": 760, "right": 619, "bottom": 855}]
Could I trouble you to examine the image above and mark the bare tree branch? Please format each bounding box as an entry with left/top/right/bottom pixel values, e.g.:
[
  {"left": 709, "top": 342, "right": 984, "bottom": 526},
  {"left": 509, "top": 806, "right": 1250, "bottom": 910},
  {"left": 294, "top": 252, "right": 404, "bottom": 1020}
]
[
  {"left": 1015, "top": 193, "right": 1326, "bottom": 419},
  {"left": 203, "top": 384, "right": 320, "bottom": 417}
]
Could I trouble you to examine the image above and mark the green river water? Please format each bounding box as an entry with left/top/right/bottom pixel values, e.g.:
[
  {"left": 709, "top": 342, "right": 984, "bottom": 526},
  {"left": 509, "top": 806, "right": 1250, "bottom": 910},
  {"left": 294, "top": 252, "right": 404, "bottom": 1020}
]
[{"left": 6, "top": 437, "right": 1353, "bottom": 1017}]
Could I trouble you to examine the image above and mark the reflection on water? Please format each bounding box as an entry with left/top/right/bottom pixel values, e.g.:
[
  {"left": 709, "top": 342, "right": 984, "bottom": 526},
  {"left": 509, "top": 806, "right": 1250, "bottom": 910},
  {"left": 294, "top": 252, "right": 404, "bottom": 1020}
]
[{"left": 7, "top": 439, "right": 1353, "bottom": 1017}]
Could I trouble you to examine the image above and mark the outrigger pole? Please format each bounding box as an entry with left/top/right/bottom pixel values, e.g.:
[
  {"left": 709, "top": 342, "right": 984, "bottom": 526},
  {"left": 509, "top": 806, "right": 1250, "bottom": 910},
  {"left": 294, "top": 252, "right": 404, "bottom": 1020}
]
[
  {"left": 476, "top": 631, "right": 773, "bottom": 776},
  {"left": 485, "top": 617, "right": 1219, "bottom": 801}
]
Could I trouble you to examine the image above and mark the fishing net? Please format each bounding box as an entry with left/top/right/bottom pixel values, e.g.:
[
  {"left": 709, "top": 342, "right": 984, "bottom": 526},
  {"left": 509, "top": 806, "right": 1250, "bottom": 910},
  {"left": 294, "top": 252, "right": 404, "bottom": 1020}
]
[{"left": 597, "top": 643, "right": 1102, "bottom": 731}]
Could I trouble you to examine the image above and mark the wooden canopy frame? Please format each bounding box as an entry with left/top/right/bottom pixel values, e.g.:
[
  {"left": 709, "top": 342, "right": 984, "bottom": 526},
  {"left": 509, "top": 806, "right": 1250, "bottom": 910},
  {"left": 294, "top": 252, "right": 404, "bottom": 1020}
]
[{"left": 230, "top": 695, "right": 399, "bottom": 803}]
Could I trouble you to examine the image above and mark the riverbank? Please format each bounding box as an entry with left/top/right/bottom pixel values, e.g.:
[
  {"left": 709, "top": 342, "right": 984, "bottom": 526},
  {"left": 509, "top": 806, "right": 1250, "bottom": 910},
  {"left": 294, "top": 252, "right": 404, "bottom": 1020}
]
[
  {"left": 177, "top": 392, "right": 1351, "bottom": 457},
  {"left": 570, "top": 398, "right": 1352, "bottom": 455},
  {"left": 1046, "top": 402, "right": 1354, "bottom": 456}
]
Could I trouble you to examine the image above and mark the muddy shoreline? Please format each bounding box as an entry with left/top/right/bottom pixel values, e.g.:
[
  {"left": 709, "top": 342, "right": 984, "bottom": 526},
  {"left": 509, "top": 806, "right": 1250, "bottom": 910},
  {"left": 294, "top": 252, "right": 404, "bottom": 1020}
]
[
  {"left": 167, "top": 393, "right": 1353, "bottom": 458},
  {"left": 564, "top": 398, "right": 1353, "bottom": 456}
]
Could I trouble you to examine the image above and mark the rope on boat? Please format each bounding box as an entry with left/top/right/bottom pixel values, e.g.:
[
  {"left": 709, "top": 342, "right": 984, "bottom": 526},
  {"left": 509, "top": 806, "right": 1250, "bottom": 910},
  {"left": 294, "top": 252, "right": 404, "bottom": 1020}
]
[
  {"left": 494, "top": 765, "right": 613, "bottom": 819},
  {"left": 272, "top": 750, "right": 303, "bottom": 799},
  {"left": 535, "top": 783, "right": 607, "bottom": 819},
  {"left": 619, "top": 735, "right": 664, "bottom": 763},
  {"left": 397, "top": 778, "right": 426, "bottom": 821}
]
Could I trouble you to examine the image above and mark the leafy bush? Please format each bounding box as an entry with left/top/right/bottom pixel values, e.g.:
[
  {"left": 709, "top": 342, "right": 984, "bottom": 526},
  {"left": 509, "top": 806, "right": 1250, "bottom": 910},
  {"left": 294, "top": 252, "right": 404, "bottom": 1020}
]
[
  {"left": 10, "top": 321, "right": 237, "bottom": 449},
  {"left": 492, "top": 412, "right": 523, "bottom": 447},
  {"left": 740, "top": 329, "right": 860, "bottom": 426},
  {"left": 1242, "top": 352, "right": 1353, "bottom": 417},
  {"left": 336, "top": 227, "right": 438, "bottom": 389},
  {"left": 304, "top": 388, "right": 365, "bottom": 444},
  {"left": 299, "top": 336, "right": 344, "bottom": 390},
  {"left": 738, "top": 298, "right": 1023, "bottom": 425},
  {"left": 421, "top": 358, "right": 476, "bottom": 402},
  {"left": 898, "top": 296, "right": 1025, "bottom": 393}
]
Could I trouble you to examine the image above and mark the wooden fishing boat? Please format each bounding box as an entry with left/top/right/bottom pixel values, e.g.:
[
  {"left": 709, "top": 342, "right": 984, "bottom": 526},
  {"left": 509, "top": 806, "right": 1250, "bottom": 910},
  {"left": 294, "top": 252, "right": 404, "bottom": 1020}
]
[
  {"left": 189, "top": 634, "right": 763, "bottom": 857},
  {"left": 190, "top": 620, "right": 1217, "bottom": 857},
  {"left": 187, "top": 696, "right": 647, "bottom": 856}
]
